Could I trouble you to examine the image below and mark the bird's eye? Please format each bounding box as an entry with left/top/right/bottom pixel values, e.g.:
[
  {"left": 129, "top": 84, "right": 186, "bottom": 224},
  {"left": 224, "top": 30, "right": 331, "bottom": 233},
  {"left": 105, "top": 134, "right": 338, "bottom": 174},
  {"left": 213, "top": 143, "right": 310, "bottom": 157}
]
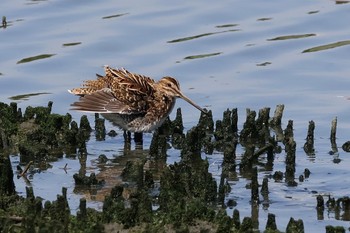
[{"left": 167, "top": 83, "right": 172, "bottom": 87}]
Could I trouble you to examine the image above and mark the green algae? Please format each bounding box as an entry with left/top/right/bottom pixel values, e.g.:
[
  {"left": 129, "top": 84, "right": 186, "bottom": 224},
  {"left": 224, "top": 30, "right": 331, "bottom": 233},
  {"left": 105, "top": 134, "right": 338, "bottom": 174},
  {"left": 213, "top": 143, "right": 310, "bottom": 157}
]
[
  {"left": 0, "top": 187, "right": 103, "bottom": 233},
  {"left": 184, "top": 52, "right": 222, "bottom": 60},
  {"left": 302, "top": 40, "right": 350, "bottom": 53},
  {"left": 168, "top": 30, "right": 238, "bottom": 43},
  {"left": 0, "top": 101, "right": 91, "bottom": 161},
  {"left": 216, "top": 23, "right": 239, "bottom": 28},
  {"left": 268, "top": 33, "right": 316, "bottom": 41},
  {"left": 17, "top": 54, "right": 56, "bottom": 64},
  {"left": 102, "top": 13, "right": 129, "bottom": 19},
  {"left": 9, "top": 92, "right": 51, "bottom": 101},
  {"left": 62, "top": 42, "right": 82, "bottom": 47}
]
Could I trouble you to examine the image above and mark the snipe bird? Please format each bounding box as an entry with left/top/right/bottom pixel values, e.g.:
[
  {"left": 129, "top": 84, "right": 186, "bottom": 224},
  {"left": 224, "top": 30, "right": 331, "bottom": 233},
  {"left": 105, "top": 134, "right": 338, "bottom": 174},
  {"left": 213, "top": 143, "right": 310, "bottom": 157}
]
[{"left": 69, "top": 66, "right": 207, "bottom": 132}]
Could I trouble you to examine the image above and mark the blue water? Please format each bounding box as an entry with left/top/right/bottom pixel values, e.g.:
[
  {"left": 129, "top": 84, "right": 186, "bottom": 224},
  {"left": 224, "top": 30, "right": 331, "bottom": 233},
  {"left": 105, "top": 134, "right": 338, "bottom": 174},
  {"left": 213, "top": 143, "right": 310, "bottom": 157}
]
[{"left": 2, "top": 0, "right": 350, "bottom": 231}]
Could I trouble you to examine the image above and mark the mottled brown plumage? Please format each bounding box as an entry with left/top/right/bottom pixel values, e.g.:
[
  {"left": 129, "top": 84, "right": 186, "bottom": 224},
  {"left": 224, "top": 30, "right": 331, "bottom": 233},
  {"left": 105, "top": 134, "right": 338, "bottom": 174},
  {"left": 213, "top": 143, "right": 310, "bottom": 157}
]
[{"left": 69, "top": 66, "right": 207, "bottom": 132}]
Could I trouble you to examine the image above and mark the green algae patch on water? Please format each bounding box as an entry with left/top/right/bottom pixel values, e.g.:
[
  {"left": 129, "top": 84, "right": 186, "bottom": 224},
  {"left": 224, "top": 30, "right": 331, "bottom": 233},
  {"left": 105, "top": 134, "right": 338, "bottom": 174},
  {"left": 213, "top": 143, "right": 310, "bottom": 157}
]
[
  {"left": 62, "top": 42, "right": 82, "bottom": 47},
  {"left": 302, "top": 40, "right": 350, "bottom": 53},
  {"left": 9, "top": 92, "right": 51, "bottom": 101},
  {"left": 216, "top": 23, "right": 239, "bottom": 28},
  {"left": 267, "top": 33, "right": 316, "bottom": 41},
  {"left": 167, "top": 29, "right": 239, "bottom": 44},
  {"left": 16, "top": 54, "right": 56, "bottom": 64},
  {"left": 184, "top": 52, "right": 222, "bottom": 60},
  {"left": 102, "top": 13, "right": 129, "bottom": 19}
]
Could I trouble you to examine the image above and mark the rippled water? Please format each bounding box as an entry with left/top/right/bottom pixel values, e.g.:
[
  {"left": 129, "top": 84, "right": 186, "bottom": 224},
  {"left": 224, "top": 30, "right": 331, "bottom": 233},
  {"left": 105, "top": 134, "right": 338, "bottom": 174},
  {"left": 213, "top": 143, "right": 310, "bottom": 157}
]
[{"left": 2, "top": 0, "right": 350, "bottom": 232}]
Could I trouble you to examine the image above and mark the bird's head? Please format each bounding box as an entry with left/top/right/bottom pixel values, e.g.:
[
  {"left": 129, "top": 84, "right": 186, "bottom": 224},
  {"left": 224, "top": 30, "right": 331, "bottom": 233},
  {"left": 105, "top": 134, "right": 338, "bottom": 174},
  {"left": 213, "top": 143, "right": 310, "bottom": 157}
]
[{"left": 158, "top": 76, "right": 207, "bottom": 114}]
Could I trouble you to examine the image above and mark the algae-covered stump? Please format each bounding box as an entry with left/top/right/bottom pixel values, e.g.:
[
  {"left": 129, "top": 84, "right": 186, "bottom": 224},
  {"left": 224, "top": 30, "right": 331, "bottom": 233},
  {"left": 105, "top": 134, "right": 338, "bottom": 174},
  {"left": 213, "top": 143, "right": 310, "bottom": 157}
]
[{"left": 1, "top": 101, "right": 350, "bottom": 232}]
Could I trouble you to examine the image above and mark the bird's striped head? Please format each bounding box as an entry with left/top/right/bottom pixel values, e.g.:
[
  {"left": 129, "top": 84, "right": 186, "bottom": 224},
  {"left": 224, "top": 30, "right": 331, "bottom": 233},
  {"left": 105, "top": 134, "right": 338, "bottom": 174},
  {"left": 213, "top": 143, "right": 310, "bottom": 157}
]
[
  {"left": 158, "top": 76, "right": 207, "bottom": 114},
  {"left": 158, "top": 77, "right": 182, "bottom": 97}
]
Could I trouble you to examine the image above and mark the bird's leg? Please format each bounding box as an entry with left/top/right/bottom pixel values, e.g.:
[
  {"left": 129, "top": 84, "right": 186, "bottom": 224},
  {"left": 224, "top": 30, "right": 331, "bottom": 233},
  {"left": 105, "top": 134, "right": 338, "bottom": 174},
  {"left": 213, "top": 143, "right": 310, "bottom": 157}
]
[
  {"left": 134, "top": 132, "right": 143, "bottom": 145},
  {"left": 123, "top": 130, "right": 132, "bottom": 143}
]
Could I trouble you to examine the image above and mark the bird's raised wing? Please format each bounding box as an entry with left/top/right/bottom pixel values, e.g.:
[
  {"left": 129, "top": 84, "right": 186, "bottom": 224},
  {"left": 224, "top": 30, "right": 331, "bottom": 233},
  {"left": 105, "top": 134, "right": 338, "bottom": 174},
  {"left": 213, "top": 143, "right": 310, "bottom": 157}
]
[
  {"left": 69, "top": 66, "right": 157, "bottom": 114},
  {"left": 70, "top": 88, "right": 141, "bottom": 114}
]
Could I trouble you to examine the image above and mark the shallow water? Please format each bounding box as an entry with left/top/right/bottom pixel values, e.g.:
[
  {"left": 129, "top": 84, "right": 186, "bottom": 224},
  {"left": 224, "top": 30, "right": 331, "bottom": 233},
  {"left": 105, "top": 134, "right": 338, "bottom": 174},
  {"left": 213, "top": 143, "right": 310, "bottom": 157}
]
[{"left": 2, "top": 0, "right": 350, "bottom": 231}]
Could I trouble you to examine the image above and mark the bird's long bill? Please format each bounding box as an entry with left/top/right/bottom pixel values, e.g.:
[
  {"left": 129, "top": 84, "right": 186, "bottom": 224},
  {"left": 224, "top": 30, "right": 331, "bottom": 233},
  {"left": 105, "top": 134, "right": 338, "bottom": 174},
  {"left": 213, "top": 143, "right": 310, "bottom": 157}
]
[{"left": 179, "top": 93, "right": 207, "bottom": 114}]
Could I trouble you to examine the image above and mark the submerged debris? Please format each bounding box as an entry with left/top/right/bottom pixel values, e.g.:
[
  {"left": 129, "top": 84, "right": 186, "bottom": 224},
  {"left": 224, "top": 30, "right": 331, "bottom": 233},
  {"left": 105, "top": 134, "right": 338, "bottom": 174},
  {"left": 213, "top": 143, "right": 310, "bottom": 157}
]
[
  {"left": 0, "top": 155, "right": 15, "bottom": 195},
  {"left": 2, "top": 16, "right": 7, "bottom": 28},
  {"left": 286, "top": 217, "right": 304, "bottom": 233},
  {"left": 0, "top": 101, "right": 94, "bottom": 158},
  {"left": 95, "top": 114, "right": 106, "bottom": 141},
  {"left": 304, "top": 120, "right": 315, "bottom": 155}
]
